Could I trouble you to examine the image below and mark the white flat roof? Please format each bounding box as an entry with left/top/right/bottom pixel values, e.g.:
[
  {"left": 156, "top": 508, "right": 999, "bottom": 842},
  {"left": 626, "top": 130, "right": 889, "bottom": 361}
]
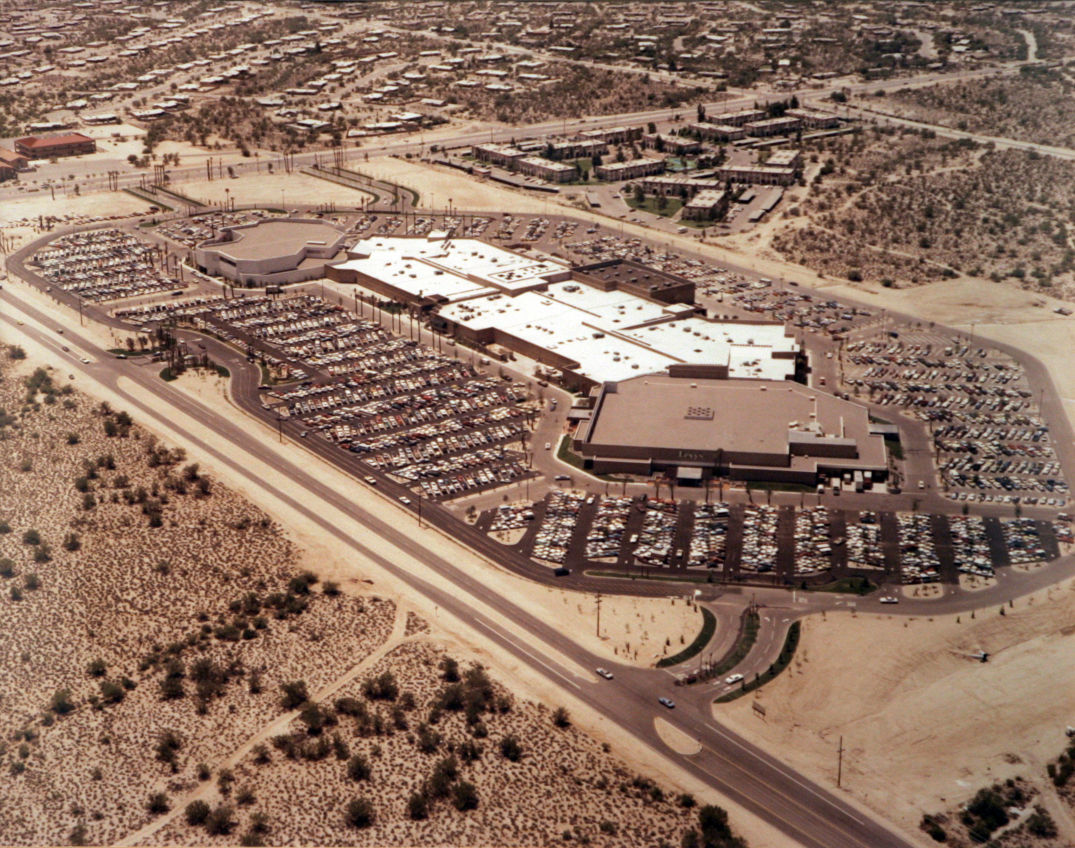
[
  {"left": 334, "top": 236, "right": 568, "bottom": 302},
  {"left": 440, "top": 281, "right": 797, "bottom": 383}
]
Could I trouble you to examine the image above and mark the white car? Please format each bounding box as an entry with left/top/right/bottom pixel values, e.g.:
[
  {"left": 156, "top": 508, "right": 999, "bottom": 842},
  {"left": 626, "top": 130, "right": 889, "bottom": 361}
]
[
  {"left": 364, "top": 476, "right": 377, "bottom": 485},
  {"left": 399, "top": 496, "right": 411, "bottom": 505},
  {"left": 595, "top": 668, "right": 613, "bottom": 680},
  {"left": 725, "top": 673, "right": 744, "bottom": 685},
  {"left": 879, "top": 596, "right": 899, "bottom": 604}
]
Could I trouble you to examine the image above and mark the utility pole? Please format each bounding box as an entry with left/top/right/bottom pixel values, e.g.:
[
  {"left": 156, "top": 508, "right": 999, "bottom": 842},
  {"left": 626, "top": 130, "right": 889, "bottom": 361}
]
[
  {"left": 837, "top": 735, "right": 844, "bottom": 788},
  {"left": 595, "top": 592, "right": 602, "bottom": 637}
]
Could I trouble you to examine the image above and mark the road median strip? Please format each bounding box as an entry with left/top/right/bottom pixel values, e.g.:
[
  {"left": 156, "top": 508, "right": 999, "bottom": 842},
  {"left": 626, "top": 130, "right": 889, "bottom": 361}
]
[
  {"left": 656, "top": 607, "right": 716, "bottom": 668},
  {"left": 714, "top": 621, "right": 801, "bottom": 703}
]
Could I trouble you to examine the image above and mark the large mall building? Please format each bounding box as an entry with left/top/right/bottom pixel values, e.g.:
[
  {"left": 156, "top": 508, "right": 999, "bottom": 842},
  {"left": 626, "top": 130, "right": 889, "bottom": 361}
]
[
  {"left": 195, "top": 218, "right": 347, "bottom": 286},
  {"left": 573, "top": 375, "right": 889, "bottom": 485},
  {"left": 325, "top": 232, "right": 886, "bottom": 485},
  {"left": 327, "top": 234, "right": 800, "bottom": 391}
]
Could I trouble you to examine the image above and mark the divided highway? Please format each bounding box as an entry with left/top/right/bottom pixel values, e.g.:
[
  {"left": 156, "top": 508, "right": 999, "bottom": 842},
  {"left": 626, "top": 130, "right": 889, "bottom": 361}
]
[{"left": 0, "top": 284, "right": 917, "bottom": 848}]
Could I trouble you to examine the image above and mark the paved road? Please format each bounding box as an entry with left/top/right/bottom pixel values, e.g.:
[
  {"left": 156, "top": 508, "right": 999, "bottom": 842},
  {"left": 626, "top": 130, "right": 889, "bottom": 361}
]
[
  {"left": 0, "top": 286, "right": 920, "bottom": 848},
  {"left": 834, "top": 102, "right": 1075, "bottom": 161}
]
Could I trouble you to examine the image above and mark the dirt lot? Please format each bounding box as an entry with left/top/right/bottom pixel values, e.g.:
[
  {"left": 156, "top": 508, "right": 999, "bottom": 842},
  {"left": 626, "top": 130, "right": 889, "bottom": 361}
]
[
  {"left": 715, "top": 585, "right": 1075, "bottom": 843},
  {"left": 169, "top": 170, "right": 374, "bottom": 209}
]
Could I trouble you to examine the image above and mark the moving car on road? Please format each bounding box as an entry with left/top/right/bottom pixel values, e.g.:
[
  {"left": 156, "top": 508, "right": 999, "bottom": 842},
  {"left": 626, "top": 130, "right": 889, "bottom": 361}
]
[
  {"left": 658, "top": 697, "right": 675, "bottom": 709},
  {"left": 595, "top": 668, "right": 613, "bottom": 680},
  {"left": 725, "top": 673, "right": 744, "bottom": 686}
]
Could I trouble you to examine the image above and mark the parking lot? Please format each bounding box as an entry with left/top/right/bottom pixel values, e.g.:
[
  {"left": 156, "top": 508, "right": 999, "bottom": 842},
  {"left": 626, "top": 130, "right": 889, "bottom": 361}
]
[
  {"left": 124, "top": 291, "right": 540, "bottom": 502},
  {"left": 29, "top": 229, "right": 184, "bottom": 302},
  {"left": 482, "top": 492, "right": 1066, "bottom": 588},
  {"left": 562, "top": 232, "right": 880, "bottom": 338},
  {"left": 842, "top": 331, "right": 1068, "bottom": 506},
  {"left": 155, "top": 210, "right": 279, "bottom": 248}
]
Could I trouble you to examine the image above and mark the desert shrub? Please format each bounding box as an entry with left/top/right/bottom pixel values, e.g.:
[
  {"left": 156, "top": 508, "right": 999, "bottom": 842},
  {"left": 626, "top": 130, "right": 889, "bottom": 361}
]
[{"left": 345, "top": 797, "right": 374, "bottom": 829}]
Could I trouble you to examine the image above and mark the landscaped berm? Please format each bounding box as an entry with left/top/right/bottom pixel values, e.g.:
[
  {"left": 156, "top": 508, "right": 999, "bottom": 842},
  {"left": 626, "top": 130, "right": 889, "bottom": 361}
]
[{"left": 0, "top": 346, "right": 742, "bottom": 848}]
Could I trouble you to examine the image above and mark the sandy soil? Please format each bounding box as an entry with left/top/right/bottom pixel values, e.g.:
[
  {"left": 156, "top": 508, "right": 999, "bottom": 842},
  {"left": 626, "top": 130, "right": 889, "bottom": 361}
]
[
  {"left": 715, "top": 585, "right": 1075, "bottom": 842},
  {"left": 0, "top": 346, "right": 746, "bottom": 848},
  {"left": 901, "top": 583, "right": 945, "bottom": 600},
  {"left": 488, "top": 526, "right": 527, "bottom": 545},
  {"left": 655, "top": 718, "right": 702, "bottom": 756},
  {"left": 0, "top": 191, "right": 153, "bottom": 257},
  {"left": 959, "top": 574, "right": 998, "bottom": 593},
  {"left": 170, "top": 171, "right": 374, "bottom": 209},
  {"left": 359, "top": 156, "right": 579, "bottom": 216}
]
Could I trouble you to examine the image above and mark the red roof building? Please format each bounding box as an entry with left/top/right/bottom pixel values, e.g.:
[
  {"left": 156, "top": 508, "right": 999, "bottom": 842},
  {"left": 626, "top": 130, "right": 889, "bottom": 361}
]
[
  {"left": 14, "top": 132, "right": 96, "bottom": 159},
  {"left": 0, "top": 147, "right": 28, "bottom": 170}
]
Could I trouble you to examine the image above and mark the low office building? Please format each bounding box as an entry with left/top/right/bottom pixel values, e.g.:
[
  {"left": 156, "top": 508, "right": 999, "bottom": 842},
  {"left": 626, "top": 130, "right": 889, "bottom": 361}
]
[
  {"left": 517, "top": 156, "right": 576, "bottom": 182},
  {"left": 638, "top": 175, "right": 724, "bottom": 197},
  {"left": 786, "top": 108, "right": 840, "bottom": 129},
  {"left": 765, "top": 149, "right": 802, "bottom": 170},
  {"left": 195, "top": 218, "right": 347, "bottom": 286},
  {"left": 580, "top": 125, "right": 643, "bottom": 144},
  {"left": 573, "top": 375, "right": 888, "bottom": 484},
  {"left": 14, "top": 131, "right": 96, "bottom": 158},
  {"left": 594, "top": 157, "right": 665, "bottom": 181},
  {"left": 744, "top": 116, "right": 801, "bottom": 137},
  {"left": 716, "top": 164, "right": 796, "bottom": 186},
  {"left": 471, "top": 142, "right": 526, "bottom": 168},
  {"left": 682, "top": 189, "right": 729, "bottom": 221},
  {"left": 0, "top": 148, "right": 28, "bottom": 171},
  {"left": 642, "top": 133, "right": 702, "bottom": 155},
  {"left": 711, "top": 108, "right": 765, "bottom": 126},
  {"left": 690, "top": 121, "right": 747, "bottom": 142},
  {"left": 546, "top": 137, "right": 607, "bottom": 160}
]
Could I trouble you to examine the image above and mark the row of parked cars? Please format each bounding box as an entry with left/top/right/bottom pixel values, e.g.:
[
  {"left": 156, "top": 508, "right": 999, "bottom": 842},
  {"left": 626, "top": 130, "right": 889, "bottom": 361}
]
[
  {"left": 585, "top": 496, "right": 632, "bottom": 560},
  {"left": 32, "top": 229, "right": 183, "bottom": 302},
  {"left": 687, "top": 503, "right": 729, "bottom": 568},
  {"left": 794, "top": 507, "right": 832, "bottom": 575},
  {"left": 633, "top": 500, "right": 679, "bottom": 566},
  {"left": 137, "top": 292, "right": 540, "bottom": 502},
  {"left": 531, "top": 490, "right": 586, "bottom": 564},
  {"left": 845, "top": 333, "right": 1067, "bottom": 502},
  {"left": 740, "top": 505, "right": 780, "bottom": 573}
]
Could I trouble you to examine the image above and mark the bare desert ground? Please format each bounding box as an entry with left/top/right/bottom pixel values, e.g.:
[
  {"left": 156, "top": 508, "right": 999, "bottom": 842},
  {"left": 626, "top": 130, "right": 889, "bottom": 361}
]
[
  {"left": 0, "top": 346, "right": 749, "bottom": 848},
  {"left": 715, "top": 585, "right": 1075, "bottom": 843},
  {"left": 169, "top": 170, "right": 374, "bottom": 210}
]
